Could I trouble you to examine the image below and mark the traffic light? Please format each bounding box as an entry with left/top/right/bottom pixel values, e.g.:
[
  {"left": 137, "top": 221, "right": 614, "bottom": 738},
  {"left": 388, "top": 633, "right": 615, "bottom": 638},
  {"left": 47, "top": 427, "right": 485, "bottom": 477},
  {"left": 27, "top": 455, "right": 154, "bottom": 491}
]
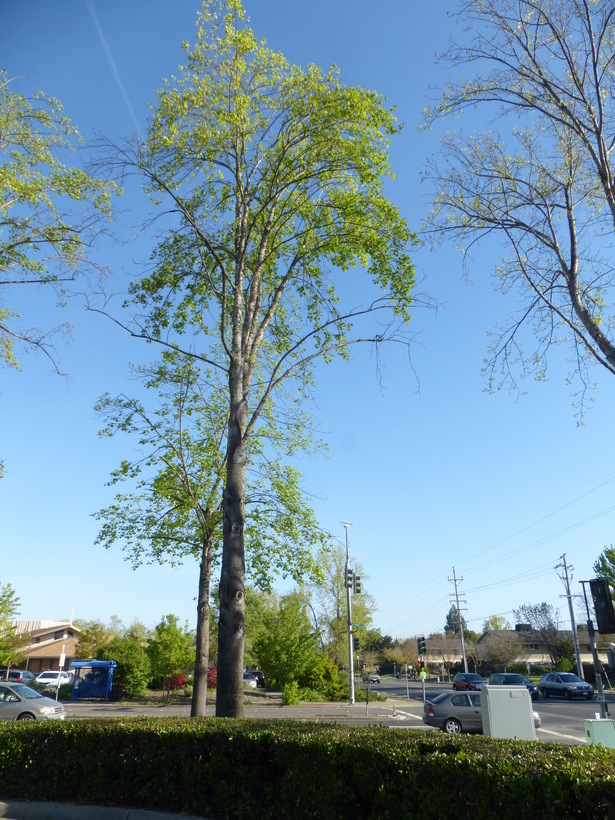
[
  {"left": 353, "top": 574, "right": 362, "bottom": 594},
  {"left": 417, "top": 635, "right": 426, "bottom": 655},
  {"left": 417, "top": 661, "right": 422, "bottom": 671},
  {"left": 353, "top": 636, "right": 360, "bottom": 651},
  {"left": 345, "top": 567, "right": 353, "bottom": 589},
  {"left": 590, "top": 579, "right": 615, "bottom": 634}
]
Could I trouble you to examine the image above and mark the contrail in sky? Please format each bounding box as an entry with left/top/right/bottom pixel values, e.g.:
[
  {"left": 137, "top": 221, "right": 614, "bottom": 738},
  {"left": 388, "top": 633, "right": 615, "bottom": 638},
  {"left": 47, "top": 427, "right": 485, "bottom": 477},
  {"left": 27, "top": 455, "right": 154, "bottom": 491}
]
[{"left": 87, "top": 0, "right": 141, "bottom": 135}]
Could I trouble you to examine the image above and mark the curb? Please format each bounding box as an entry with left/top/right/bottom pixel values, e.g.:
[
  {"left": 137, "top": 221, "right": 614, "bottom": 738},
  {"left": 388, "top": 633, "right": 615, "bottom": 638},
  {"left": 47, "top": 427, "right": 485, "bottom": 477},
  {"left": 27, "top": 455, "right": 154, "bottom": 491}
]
[{"left": 0, "top": 802, "right": 204, "bottom": 820}]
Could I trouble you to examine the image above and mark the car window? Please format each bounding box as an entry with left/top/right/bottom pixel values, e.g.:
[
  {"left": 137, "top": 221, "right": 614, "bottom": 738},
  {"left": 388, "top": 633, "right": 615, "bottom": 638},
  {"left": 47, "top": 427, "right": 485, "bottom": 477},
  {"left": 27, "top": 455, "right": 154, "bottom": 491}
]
[
  {"left": 451, "top": 694, "right": 470, "bottom": 707},
  {"left": 469, "top": 694, "right": 481, "bottom": 707},
  {"left": 8, "top": 684, "right": 43, "bottom": 700},
  {"left": 432, "top": 693, "right": 450, "bottom": 704},
  {"left": 559, "top": 674, "right": 580, "bottom": 682}
]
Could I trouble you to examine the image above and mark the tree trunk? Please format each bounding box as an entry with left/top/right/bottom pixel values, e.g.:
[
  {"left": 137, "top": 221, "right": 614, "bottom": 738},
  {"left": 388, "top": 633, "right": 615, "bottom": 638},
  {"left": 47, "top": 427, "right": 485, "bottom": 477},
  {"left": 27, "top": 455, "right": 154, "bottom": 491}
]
[
  {"left": 191, "top": 531, "right": 213, "bottom": 717},
  {"left": 216, "top": 370, "right": 247, "bottom": 718}
]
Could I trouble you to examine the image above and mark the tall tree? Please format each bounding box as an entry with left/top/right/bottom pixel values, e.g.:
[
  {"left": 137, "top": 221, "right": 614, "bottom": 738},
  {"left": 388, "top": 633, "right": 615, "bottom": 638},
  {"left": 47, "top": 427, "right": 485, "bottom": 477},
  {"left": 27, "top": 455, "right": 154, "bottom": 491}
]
[
  {"left": 96, "top": 0, "right": 416, "bottom": 717},
  {"left": 0, "top": 68, "right": 113, "bottom": 371},
  {"left": 593, "top": 545, "right": 615, "bottom": 587},
  {"left": 307, "top": 543, "right": 375, "bottom": 669},
  {"left": 94, "top": 350, "right": 327, "bottom": 715},
  {"left": 424, "top": 0, "right": 615, "bottom": 411}
]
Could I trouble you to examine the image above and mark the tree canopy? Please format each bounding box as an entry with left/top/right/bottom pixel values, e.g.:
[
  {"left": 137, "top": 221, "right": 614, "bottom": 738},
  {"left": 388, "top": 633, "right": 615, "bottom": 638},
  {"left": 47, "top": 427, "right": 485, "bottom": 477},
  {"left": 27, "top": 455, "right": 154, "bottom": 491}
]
[
  {"left": 424, "top": 0, "right": 615, "bottom": 412},
  {"left": 96, "top": 0, "right": 417, "bottom": 717},
  {"left": 0, "top": 68, "right": 113, "bottom": 371}
]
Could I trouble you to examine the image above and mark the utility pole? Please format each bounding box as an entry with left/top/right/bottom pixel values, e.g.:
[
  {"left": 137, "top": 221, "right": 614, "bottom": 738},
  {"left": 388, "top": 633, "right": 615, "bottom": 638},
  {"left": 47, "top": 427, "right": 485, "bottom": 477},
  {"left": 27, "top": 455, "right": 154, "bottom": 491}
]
[
  {"left": 556, "top": 554, "right": 584, "bottom": 679},
  {"left": 343, "top": 522, "right": 355, "bottom": 705},
  {"left": 449, "top": 567, "right": 468, "bottom": 673}
]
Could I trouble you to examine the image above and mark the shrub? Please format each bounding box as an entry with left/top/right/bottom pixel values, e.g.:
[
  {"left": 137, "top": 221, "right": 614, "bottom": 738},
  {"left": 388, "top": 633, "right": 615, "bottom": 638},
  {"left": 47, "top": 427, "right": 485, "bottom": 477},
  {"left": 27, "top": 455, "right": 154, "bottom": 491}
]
[
  {"left": 1, "top": 719, "right": 615, "bottom": 818},
  {"left": 282, "top": 681, "right": 301, "bottom": 705}
]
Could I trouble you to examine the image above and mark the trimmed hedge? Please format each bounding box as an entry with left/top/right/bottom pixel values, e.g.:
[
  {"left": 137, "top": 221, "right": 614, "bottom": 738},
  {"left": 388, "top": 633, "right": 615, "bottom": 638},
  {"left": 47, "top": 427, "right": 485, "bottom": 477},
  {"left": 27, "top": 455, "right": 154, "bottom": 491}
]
[{"left": 1, "top": 718, "right": 614, "bottom": 818}]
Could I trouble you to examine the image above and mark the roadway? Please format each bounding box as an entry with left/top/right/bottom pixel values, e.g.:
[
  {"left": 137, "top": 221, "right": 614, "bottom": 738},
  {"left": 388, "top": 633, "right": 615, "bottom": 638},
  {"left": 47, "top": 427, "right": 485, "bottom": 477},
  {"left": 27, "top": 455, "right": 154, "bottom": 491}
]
[{"left": 62, "top": 676, "right": 615, "bottom": 746}]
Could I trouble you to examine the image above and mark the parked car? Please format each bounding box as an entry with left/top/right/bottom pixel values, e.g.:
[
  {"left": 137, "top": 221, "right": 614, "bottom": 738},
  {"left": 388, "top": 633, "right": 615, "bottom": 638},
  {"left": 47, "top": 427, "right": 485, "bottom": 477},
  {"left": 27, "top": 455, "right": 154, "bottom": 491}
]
[
  {"left": 422, "top": 691, "right": 541, "bottom": 734},
  {"left": 35, "top": 671, "right": 72, "bottom": 689},
  {"left": 207, "top": 665, "right": 217, "bottom": 688},
  {"left": 245, "top": 668, "right": 265, "bottom": 688},
  {"left": 489, "top": 672, "right": 539, "bottom": 701},
  {"left": 452, "top": 672, "right": 485, "bottom": 691},
  {"left": 242, "top": 672, "right": 258, "bottom": 689},
  {"left": 539, "top": 672, "right": 594, "bottom": 700},
  {"left": 369, "top": 673, "right": 381, "bottom": 684},
  {"left": 0, "top": 669, "right": 36, "bottom": 685},
  {"left": 0, "top": 682, "right": 66, "bottom": 721}
]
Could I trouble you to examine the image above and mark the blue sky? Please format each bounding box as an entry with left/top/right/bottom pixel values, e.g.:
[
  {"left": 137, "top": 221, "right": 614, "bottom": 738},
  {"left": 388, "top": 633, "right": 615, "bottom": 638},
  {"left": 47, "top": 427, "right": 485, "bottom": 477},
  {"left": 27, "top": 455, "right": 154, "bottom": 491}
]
[{"left": 1, "top": 0, "right": 614, "bottom": 640}]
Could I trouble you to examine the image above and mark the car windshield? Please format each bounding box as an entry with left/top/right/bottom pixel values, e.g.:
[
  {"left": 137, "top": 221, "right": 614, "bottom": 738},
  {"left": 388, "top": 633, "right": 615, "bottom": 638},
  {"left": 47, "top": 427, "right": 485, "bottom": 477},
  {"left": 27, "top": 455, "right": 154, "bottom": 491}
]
[
  {"left": 465, "top": 674, "right": 482, "bottom": 680},
  {"left": 559, "top": 674, "right": 581, "bottom": 682},
  {"left": 505, "top": 675, "right": 525, "bottom": 683},
  {"left": 8, "top": 684, "right": 43, "bottom": 700}
]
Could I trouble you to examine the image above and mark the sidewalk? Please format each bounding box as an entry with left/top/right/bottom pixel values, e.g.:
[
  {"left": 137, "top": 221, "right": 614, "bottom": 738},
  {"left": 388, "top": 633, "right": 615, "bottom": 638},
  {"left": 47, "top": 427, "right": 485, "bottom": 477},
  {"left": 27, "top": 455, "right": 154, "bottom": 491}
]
[{"left": 0, "top": 802, "right": 203, "bottom": 820}]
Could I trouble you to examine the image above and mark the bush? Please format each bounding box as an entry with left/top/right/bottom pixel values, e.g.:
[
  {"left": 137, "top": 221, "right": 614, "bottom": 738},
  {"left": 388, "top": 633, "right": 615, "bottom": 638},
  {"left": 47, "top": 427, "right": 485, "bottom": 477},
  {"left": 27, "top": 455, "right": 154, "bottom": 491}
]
[
  {"left": 1, "top": 718, "right": 614, "bottom": 818},
  {"left": 282, "top": 681, "right": 301, "bottom": 705}
]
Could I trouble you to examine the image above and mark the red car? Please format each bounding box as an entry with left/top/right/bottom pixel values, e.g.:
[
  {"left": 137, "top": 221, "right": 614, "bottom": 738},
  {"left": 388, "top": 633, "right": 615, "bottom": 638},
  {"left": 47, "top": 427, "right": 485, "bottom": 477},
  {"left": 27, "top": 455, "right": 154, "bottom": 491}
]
[{"left": 452, "top": 673, "right": 485, "bottom": 691}]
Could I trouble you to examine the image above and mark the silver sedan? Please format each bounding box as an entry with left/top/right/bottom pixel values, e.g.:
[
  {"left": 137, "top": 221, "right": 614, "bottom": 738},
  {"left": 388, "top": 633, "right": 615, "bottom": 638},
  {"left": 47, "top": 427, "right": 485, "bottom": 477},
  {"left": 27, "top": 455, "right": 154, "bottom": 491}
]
[{"left": 0, "top": 682, "right": 66, "bottom": 721}]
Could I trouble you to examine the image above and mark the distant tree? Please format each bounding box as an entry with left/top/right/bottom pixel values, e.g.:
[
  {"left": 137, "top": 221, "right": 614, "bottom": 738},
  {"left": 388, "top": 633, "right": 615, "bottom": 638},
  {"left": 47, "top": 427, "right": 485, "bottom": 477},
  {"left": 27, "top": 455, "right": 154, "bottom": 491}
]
[
  {"left": 0, "top": 580, "right": 21, "bottom": 669},
  {"left": 73, "top": 619, "right": 120, "bottom": 660},
  {"left": 428, "top": 633, "right": 461, "bottom": 680},
  {"left": 444, "top": 605, "right": 467, "bottom": 636},
  {"left": 593, "top": 545, "right": 615, "bottom": 587},
  {"left": 482, "top": 615, "right": 512, "bottom": 633},
  {"left": 146, "top": 615, "right": 195, "bottom": 689},
  {"left": 252, "top": 592, "right": 318, "bottom": 690},
  {"left": 513, "top": 602, "right": 560, "bottom": 665}
]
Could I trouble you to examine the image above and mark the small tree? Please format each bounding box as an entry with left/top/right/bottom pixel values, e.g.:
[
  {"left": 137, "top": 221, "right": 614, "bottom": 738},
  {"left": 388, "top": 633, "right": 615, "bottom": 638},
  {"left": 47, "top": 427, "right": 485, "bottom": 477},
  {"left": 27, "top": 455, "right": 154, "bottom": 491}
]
[
  {"left": 74, "top": 618, "right": 122, "bottom": 659},
  {"left": 147, "top": 615, "right": 195, "bottom": 692},
  {"left": 514, "top": 602, "right": 560, "bottom": 665},
  {"left": 252, "top": 592, "right": 318, "bottom": 690},
  {"left": 0, "top": 581, "right": 22, "bottom": 669},
  {"left": 480, "top": 631, "right": 524, "bottom": 671},
  {"left": 97, "top": 633, "right": 151, "bottom": 699}
]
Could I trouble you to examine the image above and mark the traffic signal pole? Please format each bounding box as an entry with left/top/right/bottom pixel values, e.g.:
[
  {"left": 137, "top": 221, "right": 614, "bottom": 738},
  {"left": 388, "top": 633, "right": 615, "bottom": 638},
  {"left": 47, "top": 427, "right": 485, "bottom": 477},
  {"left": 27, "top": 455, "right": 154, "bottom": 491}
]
[{"left": 582, "top": 581, "right": 609, "bottom": 719}]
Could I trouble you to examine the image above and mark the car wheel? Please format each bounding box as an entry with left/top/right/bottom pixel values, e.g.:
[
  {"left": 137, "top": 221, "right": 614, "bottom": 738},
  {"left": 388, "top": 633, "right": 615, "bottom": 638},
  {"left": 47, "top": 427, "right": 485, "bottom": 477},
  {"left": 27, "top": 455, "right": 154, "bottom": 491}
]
[
  {"left": 541, "top": 688, "right": 549, "bottom": 699},
  {"left": 564, "top": 689, "right": 571, "bottom": 700},
  {"left": 17, "top": 713, "right": 35, "bottom": 720},
  {"left": 586, "top": 693, "right": 593, "bottom": 700},
  {"left": 443, "top": 718, "right": 462, "bottom": 734}
]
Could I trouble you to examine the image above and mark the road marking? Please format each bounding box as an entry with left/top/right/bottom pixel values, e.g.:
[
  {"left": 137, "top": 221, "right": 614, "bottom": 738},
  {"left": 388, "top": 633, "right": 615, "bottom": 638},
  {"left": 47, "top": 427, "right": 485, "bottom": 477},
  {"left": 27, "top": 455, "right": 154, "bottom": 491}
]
[{"left": 537, "top": 728, "right": 586, "bottom": 744}]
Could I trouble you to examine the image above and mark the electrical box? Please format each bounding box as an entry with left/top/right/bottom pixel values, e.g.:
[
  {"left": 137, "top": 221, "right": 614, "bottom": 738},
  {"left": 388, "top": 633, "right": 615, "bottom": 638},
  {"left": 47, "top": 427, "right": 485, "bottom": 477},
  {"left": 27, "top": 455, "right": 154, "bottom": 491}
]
[
  {"left": 481, "top": 685, "right": 536, "bottom": 740},
  {"left": 585, "top": 719, "right": 615, "bottom": 748}
]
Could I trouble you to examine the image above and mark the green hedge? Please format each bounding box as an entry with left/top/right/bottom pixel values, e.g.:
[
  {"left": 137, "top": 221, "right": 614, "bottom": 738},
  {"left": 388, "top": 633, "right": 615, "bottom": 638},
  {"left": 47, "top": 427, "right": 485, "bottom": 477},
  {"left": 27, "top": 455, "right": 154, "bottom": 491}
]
[{"left": 1, "top": 719, "right": 614, "bottom": 818}]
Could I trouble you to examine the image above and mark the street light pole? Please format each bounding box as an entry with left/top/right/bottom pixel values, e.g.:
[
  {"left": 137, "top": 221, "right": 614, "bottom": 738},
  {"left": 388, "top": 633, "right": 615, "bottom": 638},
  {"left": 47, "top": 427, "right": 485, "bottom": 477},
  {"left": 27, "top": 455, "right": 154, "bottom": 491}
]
[{"left": 343, "top": 522, "right": 355, "bottom": 705}]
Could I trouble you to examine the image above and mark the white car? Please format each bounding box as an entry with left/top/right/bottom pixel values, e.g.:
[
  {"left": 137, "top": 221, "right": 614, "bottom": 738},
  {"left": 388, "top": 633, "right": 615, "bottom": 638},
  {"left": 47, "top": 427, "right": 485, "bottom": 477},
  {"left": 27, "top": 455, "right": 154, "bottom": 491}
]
[
  {"left": 369, "top": 673, "right": 381, "bottom": 684},
  {"left": 36, "top": 671, "right": 71, "bottom": 688},
  {"left": 242, "top": 672, "right": 258, "bottom": 689}
]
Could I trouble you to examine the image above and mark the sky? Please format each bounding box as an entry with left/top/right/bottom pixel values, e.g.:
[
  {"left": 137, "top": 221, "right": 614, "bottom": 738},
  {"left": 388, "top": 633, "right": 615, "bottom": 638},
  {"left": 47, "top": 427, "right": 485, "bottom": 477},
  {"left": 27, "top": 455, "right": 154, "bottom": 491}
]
[{"left": 1, "top": 0, "right": 614, "bottom": 642}]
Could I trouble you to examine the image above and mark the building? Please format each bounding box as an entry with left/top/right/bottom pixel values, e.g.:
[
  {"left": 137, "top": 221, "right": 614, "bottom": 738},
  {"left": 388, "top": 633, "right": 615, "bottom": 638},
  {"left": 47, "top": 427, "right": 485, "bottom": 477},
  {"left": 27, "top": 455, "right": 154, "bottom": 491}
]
[{"left": 11, "top": 620, "right": 82, "bottom": 674}]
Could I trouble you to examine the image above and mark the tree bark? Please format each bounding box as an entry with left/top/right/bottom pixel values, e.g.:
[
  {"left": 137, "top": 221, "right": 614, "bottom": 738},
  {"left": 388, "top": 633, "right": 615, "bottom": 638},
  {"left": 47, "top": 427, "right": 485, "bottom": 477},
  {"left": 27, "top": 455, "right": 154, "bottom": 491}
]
[
  {"left": 191, "top": 531, "right": 213, "bottom": 717},
  {"left": 216, "top": 368, "right": 247, "bottom": 718}
]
